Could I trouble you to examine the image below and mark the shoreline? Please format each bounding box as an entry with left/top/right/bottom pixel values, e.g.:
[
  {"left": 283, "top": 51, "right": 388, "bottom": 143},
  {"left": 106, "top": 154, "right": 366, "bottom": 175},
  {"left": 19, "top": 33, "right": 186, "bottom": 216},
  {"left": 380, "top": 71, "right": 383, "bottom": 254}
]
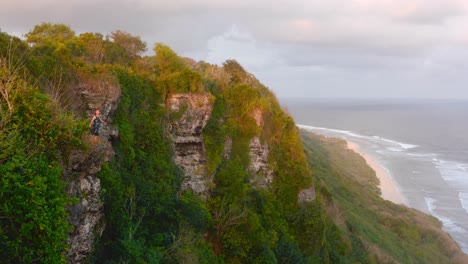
[{"left": 346, "top": 141, "right": 406, "bottom": 205}]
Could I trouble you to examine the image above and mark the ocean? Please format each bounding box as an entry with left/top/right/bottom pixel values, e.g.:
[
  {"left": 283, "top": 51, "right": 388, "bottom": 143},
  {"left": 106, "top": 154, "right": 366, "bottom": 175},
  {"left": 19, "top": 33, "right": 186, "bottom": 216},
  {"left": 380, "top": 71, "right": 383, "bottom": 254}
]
[{"left": 282, "top": 98, "right": 468, "bottom": 253}]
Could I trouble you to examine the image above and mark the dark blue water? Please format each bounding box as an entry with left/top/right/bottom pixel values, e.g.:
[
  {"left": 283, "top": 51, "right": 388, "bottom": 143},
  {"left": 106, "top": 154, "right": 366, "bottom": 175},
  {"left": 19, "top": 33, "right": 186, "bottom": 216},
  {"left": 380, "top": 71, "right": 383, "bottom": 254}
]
[{"left": 282, "top": 98, "right": 468, "bottom": 253}]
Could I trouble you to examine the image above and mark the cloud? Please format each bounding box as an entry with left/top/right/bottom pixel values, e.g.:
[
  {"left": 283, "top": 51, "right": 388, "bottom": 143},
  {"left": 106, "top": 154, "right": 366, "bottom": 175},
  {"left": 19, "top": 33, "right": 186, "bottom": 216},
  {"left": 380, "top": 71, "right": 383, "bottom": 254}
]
[
  {"left": 3, "top": 0, "right": 468, "bottom": 52},
  {"left": 1, "top": 0, "right": 468, "bottom": 98},
  {"left": 203, "top": 25, "right": 281, "bottom": 69}
]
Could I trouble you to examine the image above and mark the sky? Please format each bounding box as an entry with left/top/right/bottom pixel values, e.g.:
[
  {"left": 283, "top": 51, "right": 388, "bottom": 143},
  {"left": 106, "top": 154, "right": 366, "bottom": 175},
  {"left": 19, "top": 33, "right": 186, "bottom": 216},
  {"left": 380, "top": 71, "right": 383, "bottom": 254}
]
[{"left": 1, "top": 0, "right": 468, "bottom": 99}]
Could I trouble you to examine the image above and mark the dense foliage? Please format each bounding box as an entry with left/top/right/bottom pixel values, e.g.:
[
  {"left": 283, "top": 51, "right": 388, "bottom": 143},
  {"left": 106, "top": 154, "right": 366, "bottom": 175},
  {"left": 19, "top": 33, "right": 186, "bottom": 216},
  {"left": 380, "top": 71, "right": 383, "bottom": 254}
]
[{"left": 0, "top": 33, "right": 86, "bottom": 262}]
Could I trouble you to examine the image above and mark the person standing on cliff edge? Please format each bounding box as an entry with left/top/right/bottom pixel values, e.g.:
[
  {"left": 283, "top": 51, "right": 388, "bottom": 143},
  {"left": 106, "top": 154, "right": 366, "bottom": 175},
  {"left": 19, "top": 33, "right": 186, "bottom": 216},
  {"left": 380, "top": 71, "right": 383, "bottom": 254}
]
[{"left": 90, "top": 109, "right": 107, "bottom": 137}]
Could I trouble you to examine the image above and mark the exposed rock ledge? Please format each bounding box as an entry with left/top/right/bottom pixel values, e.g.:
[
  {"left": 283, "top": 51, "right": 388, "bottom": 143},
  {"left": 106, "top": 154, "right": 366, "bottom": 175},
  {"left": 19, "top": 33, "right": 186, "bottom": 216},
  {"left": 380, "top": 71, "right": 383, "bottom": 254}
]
[
  {"left": 248, "top": 109, "right": 274, "bottom": 188},
  {"left": 169, "top": 93, "right": 214, "bottom": 198},
  {"left": 249, "top": 137, "right": 274, "bottom": 188},
  {"left": 64, "top": 141, "right": 114, "bottom": 263},
  {"left": 64, "top": 77, "right": 120, "bottom": 264},
  {"left": 298, "top": 185, "right": 316, "bottom": 203}
]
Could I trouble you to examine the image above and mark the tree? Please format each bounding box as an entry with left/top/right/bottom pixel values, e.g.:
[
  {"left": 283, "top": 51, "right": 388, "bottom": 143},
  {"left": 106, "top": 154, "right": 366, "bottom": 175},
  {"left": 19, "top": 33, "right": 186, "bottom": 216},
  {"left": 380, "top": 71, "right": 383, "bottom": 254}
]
[
  {"left": 25, "top": 23, "right": 75, "bottom": 46},
  {"left": 109, "top": 30, "right": 147, "bottom": 61},
  {"left": 154, "top": 43, "right": 184, "bottom": 73},
  {"left": 77, "top": 32, "right": 105, "bottom": 63},
  {"left": 0, "top": 56, "right": 85, "bottom": 262},
  {"left": 24, "top": 24, "right": 80, "bottom": 108},
  {"left": 210, "top": 197, "right": 247, "bottom": 254},
  {"left": 0, "top": 32, "right": 31, "bottom": 121},
  {"left": 223, "top": 59, "right": 248, "bottom": 84},
  {"left": 153, "top": 43, "right": 203, "bottom": 101},
  {"left": 0, "top": 155, "right": 71, "bottom": 263}
]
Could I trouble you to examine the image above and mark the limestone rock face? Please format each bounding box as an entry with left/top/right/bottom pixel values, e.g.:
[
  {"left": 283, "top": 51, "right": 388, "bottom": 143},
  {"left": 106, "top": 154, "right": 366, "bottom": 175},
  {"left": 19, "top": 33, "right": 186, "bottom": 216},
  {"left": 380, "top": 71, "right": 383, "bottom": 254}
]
[
  {"left": 248, "top": 109, "right": 274, "bottom": 188},
  {"left": 223, "top": 138, "right": 232, "bottom": 159},
  {"left": 64, "top": 77, "right": 120, "bottom": 264},
  {"left": 64, "top": 142, "right": 113, "bottom": 263},
  {"left": 298, "top": 185, "right": 316, "bottom": 203},
  {"left": 73, "top": 73, "right": 121, "bottom": 120},
  {"left": 248, "top": 137, "right": 274, "bottom": 188},
  {"left": 251, "top": 108, "right": 264, "bottom": 127},
  {"left": 169, "top": 93, "right": 214, "bottom": 197}
]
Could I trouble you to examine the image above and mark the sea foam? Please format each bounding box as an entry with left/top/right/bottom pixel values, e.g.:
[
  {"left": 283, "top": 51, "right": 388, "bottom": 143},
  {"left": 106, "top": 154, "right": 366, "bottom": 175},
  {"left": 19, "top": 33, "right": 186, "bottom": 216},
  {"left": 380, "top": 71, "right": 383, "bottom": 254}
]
[
  {"left": 434, "top": 159, "right": 468, "bottom": 190},
  {"left": 297, "top": 124, "right": 418, "bottom": 152},
  {"left": 407, "top": 153, "right": 438, "bottom": 158},
  {"left": 425, "top": 197, "right": 468, "bottom": 233},
  {"left": 460, "top": 193, "right": 468, "bottom": 214},
  {"left": 378, "top": 137, "right": 418, "bottom": 150},
  {"left": 425, "top": 197, "right": 437, "bottom": 212},
  {"left": 442, "top": 160, "right": 468, "bottom": 214},
  {"left": 297, "top": 125, "right": 366, "bottom": 139},
  {"left": 424, "top": 196, "right": 468, "bottom": 252}
]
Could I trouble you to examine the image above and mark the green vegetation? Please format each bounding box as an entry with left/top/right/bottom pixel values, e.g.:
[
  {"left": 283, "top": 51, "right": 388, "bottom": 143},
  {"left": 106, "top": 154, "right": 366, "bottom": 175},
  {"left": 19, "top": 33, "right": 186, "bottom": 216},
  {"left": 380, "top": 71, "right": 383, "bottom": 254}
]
[
  {"left": 0, "top": 34, "right": 86, "bottom": 262},
  {"left": 1, "top": 24, "right": 466, "bottom": 263}
]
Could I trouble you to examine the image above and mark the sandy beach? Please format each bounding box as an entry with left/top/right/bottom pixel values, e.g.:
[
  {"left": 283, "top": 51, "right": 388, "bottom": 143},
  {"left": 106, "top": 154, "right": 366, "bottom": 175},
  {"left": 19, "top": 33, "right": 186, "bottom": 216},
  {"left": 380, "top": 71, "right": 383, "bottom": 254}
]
[{"left": 347, "top": 141, "right": 406, "bottom": 205}]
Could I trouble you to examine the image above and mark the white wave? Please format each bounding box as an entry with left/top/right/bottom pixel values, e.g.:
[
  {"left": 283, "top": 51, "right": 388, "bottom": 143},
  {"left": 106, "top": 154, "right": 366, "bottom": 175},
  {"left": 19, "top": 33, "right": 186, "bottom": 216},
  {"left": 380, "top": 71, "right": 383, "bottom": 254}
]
[
  {"left": 296, "top": 125, "right": 366, "bottom": 139},
  {"left": 434, "top": 159, "right": 468, "bottom": 190},
  {"left": 386, "top": 147, "right": 405, "bottom": 152},
  {"left": 297, "top": 124, "right": 418, "bottom": 152},
  {"left": 425, "top": 197, "right": 468, "bottom": 234},
  {"left": 297, "top": 124, "right": 346, "bottom": 133},
  {"left": 425, "top": 197, "right": 437, "bottom": 212},
  {"left": 429, "top": 160, "right": 468, "bottom": 251},
  {"left": 407, "top": 153, "right": 438, "bottom": 158},
  {"left": 378, "top": 137, "right": 418, "bottom": 150},
  {"left": 402, "top": 143, "right": 418, "bottom": 150},
  {"left": 459, "top": 193, "right": 468, "bottom": 214},
  {"left": 412, "top": 171, "right": 422, "bottom": 174}
]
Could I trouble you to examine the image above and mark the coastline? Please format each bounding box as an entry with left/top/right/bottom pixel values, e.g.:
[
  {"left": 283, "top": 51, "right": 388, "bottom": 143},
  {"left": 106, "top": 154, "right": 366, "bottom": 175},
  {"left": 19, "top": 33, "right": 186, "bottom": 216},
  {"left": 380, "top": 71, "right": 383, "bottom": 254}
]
[{"left": 346, "top": 141, "right": 406, "bottom": 205}]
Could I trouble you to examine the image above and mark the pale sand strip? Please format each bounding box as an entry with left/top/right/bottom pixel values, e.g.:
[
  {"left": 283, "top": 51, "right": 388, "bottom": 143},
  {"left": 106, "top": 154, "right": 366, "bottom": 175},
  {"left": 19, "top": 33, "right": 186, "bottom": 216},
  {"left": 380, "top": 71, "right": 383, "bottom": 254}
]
[{"left": 347, "top": 141, "right": 406, "bottom": 205}]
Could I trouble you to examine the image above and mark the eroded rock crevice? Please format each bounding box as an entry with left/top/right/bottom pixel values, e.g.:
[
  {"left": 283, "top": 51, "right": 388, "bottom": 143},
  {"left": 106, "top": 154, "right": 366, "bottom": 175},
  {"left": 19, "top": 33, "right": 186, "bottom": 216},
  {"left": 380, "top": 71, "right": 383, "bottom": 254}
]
[
  {"left": 248, "top": 137, "right": 274, "bottom": 188},
  {"left": 169, "top": 93, "right": 214, "bottom": 197},
  {"left": 248, "top": 109, "right": 274, "bottom": 188}
]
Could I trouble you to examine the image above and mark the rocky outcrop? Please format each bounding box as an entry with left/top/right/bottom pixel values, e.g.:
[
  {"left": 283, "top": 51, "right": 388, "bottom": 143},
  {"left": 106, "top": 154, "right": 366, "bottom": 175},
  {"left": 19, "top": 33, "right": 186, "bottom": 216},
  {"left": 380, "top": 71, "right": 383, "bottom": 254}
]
[
  {"left": 298, "top": 185, "right": 316, "bottom": 203},
  {"left": 72, "top": 73, "right": 121, "bottom": 119},
  {"left": 169, "top": 93, "right": 214, "bottom": 198},
  {"left": 248, "top": 109, "right": 274, "bottom": 188},
  {"left": 248, "top": 137, "right": 274, "bottom": 188},
  {"left": 64, "top": 141, "right": 113, "bottom": 263},
  {"left": 63, "top": 76, "right": 120, "bottom": 264},
  {"left": 223, "top": 138, "right": 232, "bottom": 159},
  {"left": 251, "top": 108, "right": 264, "bottom": 127}
]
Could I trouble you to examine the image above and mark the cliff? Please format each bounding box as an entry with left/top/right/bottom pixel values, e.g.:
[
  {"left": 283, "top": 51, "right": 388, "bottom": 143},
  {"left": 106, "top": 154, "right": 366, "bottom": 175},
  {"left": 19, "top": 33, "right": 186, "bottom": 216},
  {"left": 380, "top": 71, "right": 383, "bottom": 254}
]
[
  {"left": 168, "top": 93, "right": 277, "bottom": 196},
  {"left": 169, "top": 93, "right": 213, "bottom": 197},
  {"left": 1, "top": 26, "right": 466, "bottom": 264},
  {"left": 63, "top": 77, "right": 121, "bottom": 263}
]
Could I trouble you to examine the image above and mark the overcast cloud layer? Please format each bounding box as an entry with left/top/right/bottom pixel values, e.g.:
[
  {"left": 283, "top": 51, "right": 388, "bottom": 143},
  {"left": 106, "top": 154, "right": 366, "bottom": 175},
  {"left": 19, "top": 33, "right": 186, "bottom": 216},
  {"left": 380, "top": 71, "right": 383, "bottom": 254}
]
[{"left": 2, "top": 0, "right": 468, "bottom": 99}]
